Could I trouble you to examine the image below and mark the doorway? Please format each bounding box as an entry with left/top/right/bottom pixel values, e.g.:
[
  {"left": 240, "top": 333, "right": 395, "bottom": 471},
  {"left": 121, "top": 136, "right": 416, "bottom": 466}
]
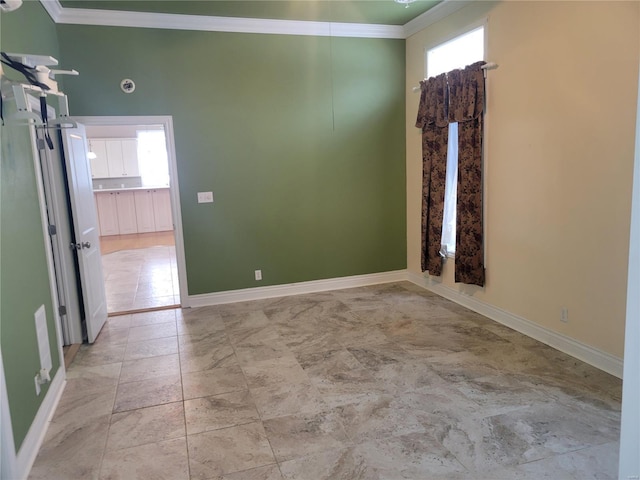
[
  {"left": 77, "top": 117, "right": 188, "bottom": 316},
  {"left": 100, "top": 231, "right": 178, "bottom": 313}
]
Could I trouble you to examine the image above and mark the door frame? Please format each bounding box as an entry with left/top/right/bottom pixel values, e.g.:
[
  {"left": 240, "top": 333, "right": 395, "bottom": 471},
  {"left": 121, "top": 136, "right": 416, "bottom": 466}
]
[
  {"left": 25, "top": 95, "right": 68, "bottom": 357},
  {"left": 74, "top": 115, "right": 189, "bottom": 308},
  {"left": 32, "top": 97, "right": 84, "bottom": 345}
]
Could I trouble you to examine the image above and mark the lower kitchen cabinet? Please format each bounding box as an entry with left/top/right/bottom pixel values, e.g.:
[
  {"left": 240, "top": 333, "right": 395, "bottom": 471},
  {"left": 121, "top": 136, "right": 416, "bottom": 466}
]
[
  {"left": 152, "top": 189, "right": 173, "bottom": 232},
  {"left": 95, "top": 191, "right": 138, "bottom": 235},
  {"left": 95, "top": 192, "right": 119, "bottom": 236},
  {"left": 115, "top": 191, "right": 138, "bottom": 235},
  {"left": 134, "top": 189, "right": 173, "bottom": 233},
  {"left": 133, "top": 190, "right": 156, "bottom": 233},
  {"left": 96, "top": 188, "right": 173, "bottom": 236}
]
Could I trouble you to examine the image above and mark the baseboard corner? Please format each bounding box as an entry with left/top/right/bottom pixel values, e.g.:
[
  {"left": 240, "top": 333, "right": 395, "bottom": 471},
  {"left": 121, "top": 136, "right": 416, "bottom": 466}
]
[
  {"left": 406, "top": 270, "right": 623, "bottom": 378},
  {"left": 16, "top": 367, "right": 66, "bottom": 480}
]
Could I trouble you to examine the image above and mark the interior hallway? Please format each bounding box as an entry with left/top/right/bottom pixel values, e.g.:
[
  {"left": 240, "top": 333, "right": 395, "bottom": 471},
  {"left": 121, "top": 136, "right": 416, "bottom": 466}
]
[
  {"left": 100, "top": 232, "right": 179, "bottom": 314},
  {"left": 29, "top": 282, "right": 621, "bottom": 479}
]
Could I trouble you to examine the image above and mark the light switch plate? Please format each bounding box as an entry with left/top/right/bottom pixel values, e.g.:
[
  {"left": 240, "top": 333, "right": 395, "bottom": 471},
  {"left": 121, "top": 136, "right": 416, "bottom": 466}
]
[{"left": 197, "top": 191, "right": 214, "bottom": 203}]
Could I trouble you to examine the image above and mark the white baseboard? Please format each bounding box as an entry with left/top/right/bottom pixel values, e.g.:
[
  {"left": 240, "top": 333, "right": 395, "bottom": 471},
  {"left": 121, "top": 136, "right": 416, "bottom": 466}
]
[
  {"left": 187, "top": 270, "right": 408, "bottom": 308},
  {"left": 14, "top": 369, "right": 66, "bottom": 480},
  {"left": 407, "top": 271, "right": 624, "bottom": 379}
]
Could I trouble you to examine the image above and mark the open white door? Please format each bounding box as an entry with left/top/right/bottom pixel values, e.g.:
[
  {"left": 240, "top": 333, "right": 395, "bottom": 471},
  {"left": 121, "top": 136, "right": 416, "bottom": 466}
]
[{"left": 61, "top": 124, "right": 107, "bottom": 343}]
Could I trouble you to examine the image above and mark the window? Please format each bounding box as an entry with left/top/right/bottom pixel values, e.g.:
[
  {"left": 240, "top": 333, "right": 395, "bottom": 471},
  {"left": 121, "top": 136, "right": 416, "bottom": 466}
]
[
  {"left": 137, "top": 129, "right": 170, "bottom": 187},
  {"left": 426, "top": 26, "right": 484, "bottom": 256}
]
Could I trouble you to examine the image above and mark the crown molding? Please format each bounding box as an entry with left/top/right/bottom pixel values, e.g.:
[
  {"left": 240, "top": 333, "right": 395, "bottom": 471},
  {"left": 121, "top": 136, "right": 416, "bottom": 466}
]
[
  {"left": 329, "top": 22, "right": 405, "bottom": 39},
  {"left": 40, "top": 0, "right": 63, "bottom": 23},
  {"left": 44, "top": 1, "right": 404, "bottom": 39},
  {"left": 41, "top": 0, "right": 470, "bottom": 39},
  {"left": 403, "top": 0, "right": 474, "bottom": 37}
]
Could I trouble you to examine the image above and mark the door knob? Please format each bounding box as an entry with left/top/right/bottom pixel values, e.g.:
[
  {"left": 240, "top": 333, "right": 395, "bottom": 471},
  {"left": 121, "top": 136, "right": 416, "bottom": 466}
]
[{"left": 82, "top": 241, "right": 91, "bottom": 249}]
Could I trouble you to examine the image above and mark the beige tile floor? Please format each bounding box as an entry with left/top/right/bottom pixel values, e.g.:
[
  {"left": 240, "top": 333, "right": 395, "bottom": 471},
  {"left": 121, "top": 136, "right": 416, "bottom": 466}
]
[
  {"left": 102, "top": 245, "right": 180, "bottom": 314},
  {"left": 29, "top": 282, "right": 621, "bottom": 480}
]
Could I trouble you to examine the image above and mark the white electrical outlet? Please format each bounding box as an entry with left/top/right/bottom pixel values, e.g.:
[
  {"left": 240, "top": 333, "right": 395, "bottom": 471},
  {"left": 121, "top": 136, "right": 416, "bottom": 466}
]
[
  {"left": 34, "top": 375, "right": 41, "bottom": 396},
  {"left": 560, "top": 307, "right": 569, "bottom": 323},
  {"left": 255, "top": 270, "right": 262, "bottom": 281},
  {"left": 197, "top": 191, "right": 214, "bottom": 203}
]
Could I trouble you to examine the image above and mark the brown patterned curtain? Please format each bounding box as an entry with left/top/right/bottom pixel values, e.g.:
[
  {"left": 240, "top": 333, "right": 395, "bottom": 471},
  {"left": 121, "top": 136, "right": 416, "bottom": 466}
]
[
  {"left": 416, "top": 61, "right": 486, "bottom": 286},
  {"left": 448, "top": 62, "right": 485, "bottom": 286},
  {"left": 415, "top": 74, "right": 449, "bottom": 276}
]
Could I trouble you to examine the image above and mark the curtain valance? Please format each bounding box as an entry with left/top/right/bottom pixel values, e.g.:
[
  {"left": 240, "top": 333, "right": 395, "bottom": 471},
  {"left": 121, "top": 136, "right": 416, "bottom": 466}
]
[
  {"left": 415, "top": 61, "right": 486, "bottom": 127},
  {"left": 448, "top": 61, "right": 485, "bottom": 124},
  {"left": 415, "top": 73, "right": 449, "bottom": 129}
]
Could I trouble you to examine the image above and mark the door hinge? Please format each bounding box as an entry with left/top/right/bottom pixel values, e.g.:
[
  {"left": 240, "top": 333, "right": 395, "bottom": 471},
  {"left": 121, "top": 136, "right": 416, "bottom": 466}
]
[
  {"left": 58, "top": 305, "right": 67, "bottom": 316},
  {"left": 48, "top": 224, "right": 57, "bottom": 236},
  {"left": 36, "top": 138, "right": 47, "bottom": 150}
]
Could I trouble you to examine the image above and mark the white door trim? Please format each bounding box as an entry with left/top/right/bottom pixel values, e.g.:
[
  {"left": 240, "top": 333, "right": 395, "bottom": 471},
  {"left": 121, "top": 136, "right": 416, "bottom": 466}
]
[
  {"left": 28, "top": 97, "right": 69, "bottom": 361},
  {"left": 74, "top": 116, "right": 189, "bottom": 308},
  {"left": 32, "top": 100, "right": 84, "bottom": 345},
  {"left": 618, "top": 62, "right": 640, "bottom": 479}
]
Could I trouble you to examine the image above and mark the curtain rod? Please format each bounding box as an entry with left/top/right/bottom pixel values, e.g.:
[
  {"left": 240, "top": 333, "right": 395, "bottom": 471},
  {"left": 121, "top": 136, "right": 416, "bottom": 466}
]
[{"left": 412, "top": 62, "right": 499, "bottom": 93}]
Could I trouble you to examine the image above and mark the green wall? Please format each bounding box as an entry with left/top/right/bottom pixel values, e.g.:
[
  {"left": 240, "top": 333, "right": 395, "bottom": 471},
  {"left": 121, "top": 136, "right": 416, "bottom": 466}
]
[
  {"left": 0, "top": 2, "right": 61, "bottom": 450},
  {"left": 57, "top": 26, "right": 407, "bottom": 294},
  {"left": 0, "top": 2, "right": 406, "bottom": 451},
  {"left": 0, "top": 1, "right": 60, "bottom": 61}
]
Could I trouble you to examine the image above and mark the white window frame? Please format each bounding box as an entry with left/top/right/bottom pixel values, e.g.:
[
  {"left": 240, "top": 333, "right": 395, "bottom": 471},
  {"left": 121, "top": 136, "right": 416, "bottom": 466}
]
[{"left": 424, "top": 21, "right": 487, "bottom": 258}]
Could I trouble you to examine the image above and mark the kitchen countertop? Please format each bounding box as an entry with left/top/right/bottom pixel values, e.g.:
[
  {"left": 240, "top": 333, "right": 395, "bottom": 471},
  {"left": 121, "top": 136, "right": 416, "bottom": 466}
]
[{"left": 93, "top": 186, "right": 170, "bottom": 193}]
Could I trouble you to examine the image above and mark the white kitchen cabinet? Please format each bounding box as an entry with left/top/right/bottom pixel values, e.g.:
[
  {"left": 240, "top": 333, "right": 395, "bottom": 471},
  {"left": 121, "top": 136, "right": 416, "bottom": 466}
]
[
  {"left": 96, "top": 188, "right": 171, "bottom": 236},
  {"left": 88, "top": 138, "right": 140, "bottom": 178},
  {"left": 121, "top": 139, "right": 140, "bottom": 176},
  {"left": 89, "top": 140, "right": 109, "bottom": 178},
  {"left": 134, "top": 190, "right": 156, "bottom": 233},
  {"left": 133, "top": 188, "right": 173, "bottom": 233},
  {"left": 115, "top": 191, "right": 138, "bottom": 234},
  {"left": 95, "top": 192, "right": 119, "bottom": 236},
  {"left": 152, "top": 189, "right": 173, "bottom": 231},
  {"left": 105, "top": 140, "right": 125, "bottom": 178}
]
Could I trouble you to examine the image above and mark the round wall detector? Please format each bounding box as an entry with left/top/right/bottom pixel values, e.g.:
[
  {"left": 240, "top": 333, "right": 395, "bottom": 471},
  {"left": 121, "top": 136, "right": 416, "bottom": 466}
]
[{"left": 120, "top": 78, "right": 136, "bottom": 94}]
